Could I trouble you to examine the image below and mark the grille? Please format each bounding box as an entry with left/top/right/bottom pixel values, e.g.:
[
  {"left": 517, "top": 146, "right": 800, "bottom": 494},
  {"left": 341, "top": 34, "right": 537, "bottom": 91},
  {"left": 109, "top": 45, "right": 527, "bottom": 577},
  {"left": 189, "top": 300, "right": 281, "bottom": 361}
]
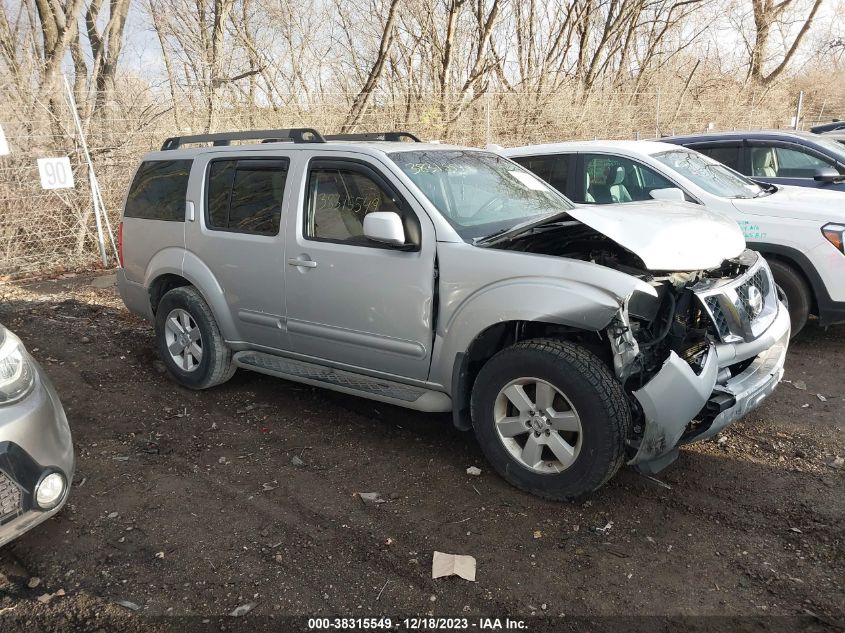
[
  {"left": 705, "top": 297, "right": 730, "bottom": 338},
  {"left": 736, "top": 268, "right": 771, "bottom": 321},
  {"left": 0, "top": 470, "right": 22, "bottom": 524}
]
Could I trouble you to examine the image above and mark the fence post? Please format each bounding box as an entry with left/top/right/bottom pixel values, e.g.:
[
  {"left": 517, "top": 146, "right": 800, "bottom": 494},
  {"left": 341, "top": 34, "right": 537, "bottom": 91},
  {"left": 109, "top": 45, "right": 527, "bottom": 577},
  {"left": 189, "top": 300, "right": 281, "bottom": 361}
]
[
  {"left": 793, "top": 91, "right": 804, "bottom": 130},
  {"left": 62, "top": 74, "right": 112, "bottom": 267},
  {"left": 485, "top": 91, "right": 492, "bottom": 146}
]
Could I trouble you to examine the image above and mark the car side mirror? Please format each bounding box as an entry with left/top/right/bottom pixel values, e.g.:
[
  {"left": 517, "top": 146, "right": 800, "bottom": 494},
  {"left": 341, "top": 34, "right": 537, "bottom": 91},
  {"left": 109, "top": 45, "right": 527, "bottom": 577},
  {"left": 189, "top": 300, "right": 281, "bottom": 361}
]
[
  {"left": 814, "top": 168, "right": 844, "bottom": 184},
  {"left": 649, "top": 187, "right": 686, "bottom": 203},
  {"left": 363, "top": 212, "right": 406, "bottom": 246}
]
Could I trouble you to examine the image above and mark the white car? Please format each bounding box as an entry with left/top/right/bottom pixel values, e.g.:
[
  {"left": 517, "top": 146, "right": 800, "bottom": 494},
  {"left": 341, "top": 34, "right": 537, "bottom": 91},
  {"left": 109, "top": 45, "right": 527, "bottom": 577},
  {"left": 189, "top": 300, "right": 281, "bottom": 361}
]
[{"left": 502, "top": 141, "right": 845, "bottom": 335}]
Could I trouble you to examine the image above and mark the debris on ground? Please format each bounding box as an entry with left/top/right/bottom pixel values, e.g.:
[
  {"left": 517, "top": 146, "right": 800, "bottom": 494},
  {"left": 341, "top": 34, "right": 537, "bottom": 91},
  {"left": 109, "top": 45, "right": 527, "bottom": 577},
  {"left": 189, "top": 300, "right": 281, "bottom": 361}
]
[
  {"left": 793, "top": 380, "right": 807, "bottom": 391},
  {"left": 357, "top": 492, "right": 386, "bottom": 505},
  {"left": 229, "top": 602, "right": 257, "bottom": 617},
  {"left": 291, "top": 455, "right": 305, "bottom": 467},
  {"left": 817, "top": 394, "right": 827, "bottom": 402},
  {"left": 114, "top": 599, "right": 141, "bottom": 611},
  {"left": 27, "top": 577, "right": 41, "bottom": 589},
  {"left": 593, "top": 521, "right": 614, "bottom": 535},
  {"left": 827, "top": 456, "right": 845, "bottom": 470},
  {"left": 36, "top": 589, "right": 65, "bottom": 604},
  {"left": 533, "top": 530, "right": 543, "bottom": 539},
  {"left": 466, "top": 466, "right": 482, "bottom": 476},
  {"left": 432, "top": 551, "right": 476, "bottom": 582}
]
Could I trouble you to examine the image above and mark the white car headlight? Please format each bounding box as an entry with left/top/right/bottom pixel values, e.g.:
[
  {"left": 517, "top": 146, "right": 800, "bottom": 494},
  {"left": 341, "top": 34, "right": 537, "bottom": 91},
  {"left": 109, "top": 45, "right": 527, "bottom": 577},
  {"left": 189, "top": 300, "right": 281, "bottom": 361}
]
[{"left": 0, "top": 327, "right": 34, "bottom": 404}]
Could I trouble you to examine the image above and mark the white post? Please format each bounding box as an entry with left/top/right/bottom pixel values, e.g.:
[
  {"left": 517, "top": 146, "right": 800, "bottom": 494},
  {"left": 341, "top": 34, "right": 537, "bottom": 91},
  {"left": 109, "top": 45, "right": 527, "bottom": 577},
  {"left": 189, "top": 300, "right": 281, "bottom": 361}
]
[
  {"left": 794, "top": 91, "right": 804, "bottom": 131},
  {"left": 62, "top": 74, "right": 112, "bottom": 266}
]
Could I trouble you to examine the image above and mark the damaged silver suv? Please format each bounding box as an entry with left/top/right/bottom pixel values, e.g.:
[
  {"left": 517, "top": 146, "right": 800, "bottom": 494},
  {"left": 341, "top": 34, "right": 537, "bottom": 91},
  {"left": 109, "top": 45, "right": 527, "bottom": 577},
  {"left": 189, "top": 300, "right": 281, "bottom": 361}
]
[{"left": 117, "top": 129, "right": 790, "bottom": 499}]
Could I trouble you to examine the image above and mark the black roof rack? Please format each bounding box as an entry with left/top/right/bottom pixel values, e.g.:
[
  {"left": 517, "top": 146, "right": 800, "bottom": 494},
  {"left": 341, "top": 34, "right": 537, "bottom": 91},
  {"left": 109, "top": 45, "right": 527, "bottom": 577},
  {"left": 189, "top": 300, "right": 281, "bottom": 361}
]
[
  {"left": 161, "top": 128, "right": 325, "bottom": 151},
  {"left": 323, "top": 131, "right": 421, "bottom": 143}
]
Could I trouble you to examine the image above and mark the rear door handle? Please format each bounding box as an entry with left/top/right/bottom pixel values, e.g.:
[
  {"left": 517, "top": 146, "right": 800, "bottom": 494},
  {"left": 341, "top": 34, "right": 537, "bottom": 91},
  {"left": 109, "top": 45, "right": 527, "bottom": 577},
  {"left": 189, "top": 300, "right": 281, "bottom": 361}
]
[{"left": 288, "top": 258, "right": 317, "bottom": 268}]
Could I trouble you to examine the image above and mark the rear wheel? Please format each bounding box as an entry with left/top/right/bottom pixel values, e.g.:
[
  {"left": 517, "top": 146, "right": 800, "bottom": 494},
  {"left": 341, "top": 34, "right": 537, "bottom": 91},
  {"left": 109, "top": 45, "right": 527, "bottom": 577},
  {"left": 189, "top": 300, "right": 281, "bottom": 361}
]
[
  {"left": 767, "top": 259, "right": 810, "bottom": 337},
  {"left": 155, "top": 286, "right": 235, "bottom": 389},
  {"left": 470, "top": 339, "right": 631, "bottom": 500}
]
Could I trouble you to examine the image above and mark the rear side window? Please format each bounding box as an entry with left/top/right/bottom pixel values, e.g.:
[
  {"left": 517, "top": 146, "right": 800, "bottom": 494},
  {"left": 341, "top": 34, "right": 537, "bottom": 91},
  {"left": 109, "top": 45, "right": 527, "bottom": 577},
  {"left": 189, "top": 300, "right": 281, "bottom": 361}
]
[
  {"left": 124, "top": 160, "right": 192, "bottom": 221},
  {"left": 510, "top": 154, "right": 569, "bottom": 193},
  {"left": 695, "top": 145, "right": 742, "bottom": 171},
  {"left": 206, "top": 159, "right": 288, "bottom": 235}
]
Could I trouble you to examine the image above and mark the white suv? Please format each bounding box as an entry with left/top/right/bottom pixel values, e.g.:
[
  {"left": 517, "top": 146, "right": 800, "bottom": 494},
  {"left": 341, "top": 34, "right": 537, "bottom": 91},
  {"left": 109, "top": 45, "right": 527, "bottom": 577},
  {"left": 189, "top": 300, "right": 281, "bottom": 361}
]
[{"left": 502, "top": 140, "right": 845, "bottom": 336}]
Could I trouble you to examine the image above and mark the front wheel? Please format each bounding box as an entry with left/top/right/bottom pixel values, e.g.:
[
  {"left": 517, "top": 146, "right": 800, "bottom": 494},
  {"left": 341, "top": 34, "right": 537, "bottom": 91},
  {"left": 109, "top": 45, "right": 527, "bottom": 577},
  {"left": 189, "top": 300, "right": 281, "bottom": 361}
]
[
  {"left": 154, "top": 286, "right": 235, "bottom": 389},
  {"left": 470, "top": 339, "right": 631, "bottom": 500},
  {"left": 767, "top": 259, "right": 811, "bottom": 337}
]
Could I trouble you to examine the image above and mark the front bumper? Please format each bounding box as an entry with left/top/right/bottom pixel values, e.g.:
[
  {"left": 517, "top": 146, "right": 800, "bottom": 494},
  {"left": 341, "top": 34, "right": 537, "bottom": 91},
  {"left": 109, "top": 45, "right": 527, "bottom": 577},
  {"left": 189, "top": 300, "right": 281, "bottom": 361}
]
[
  {"left": 628, "top": 301, "right": 790, "bottom": 473},
  {"left": 0, "top": 357, "right": 74, "bottom": 548}
]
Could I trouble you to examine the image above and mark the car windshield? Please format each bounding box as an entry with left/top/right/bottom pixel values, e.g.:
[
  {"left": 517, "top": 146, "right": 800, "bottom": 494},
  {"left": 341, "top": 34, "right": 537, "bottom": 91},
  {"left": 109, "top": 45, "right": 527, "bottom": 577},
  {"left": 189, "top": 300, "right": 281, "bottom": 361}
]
[
  {"left": 389, "top": 150, "right": 573, "bottom": 240},
  {"left": 811, "top": 136, "right": 845, "bottom": 161},
  {"left": 653, "top": 149, "right": 765, "bottom": 199}
]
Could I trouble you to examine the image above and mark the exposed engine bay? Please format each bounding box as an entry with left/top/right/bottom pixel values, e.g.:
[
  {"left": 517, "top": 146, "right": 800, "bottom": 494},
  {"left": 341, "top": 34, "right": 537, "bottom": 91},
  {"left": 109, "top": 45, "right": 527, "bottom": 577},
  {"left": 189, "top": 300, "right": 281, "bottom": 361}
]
[{"left": 493, "top": 220, "right": 756, "bottom": 394}]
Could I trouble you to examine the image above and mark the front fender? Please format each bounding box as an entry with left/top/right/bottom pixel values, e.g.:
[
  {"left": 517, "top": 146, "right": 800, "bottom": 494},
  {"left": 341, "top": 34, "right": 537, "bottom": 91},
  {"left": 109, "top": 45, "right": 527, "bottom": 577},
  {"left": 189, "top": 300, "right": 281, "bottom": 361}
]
[{"left": 430, "top": 278, "right": 628, "bottom": 389}]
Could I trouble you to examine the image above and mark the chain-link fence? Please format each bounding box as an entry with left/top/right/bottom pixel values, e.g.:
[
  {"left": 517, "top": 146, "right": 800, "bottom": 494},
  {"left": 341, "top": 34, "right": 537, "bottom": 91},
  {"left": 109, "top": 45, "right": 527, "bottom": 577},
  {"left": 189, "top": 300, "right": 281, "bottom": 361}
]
[{"left": 1, "top": 81, "right": 841, "bottom": 277}]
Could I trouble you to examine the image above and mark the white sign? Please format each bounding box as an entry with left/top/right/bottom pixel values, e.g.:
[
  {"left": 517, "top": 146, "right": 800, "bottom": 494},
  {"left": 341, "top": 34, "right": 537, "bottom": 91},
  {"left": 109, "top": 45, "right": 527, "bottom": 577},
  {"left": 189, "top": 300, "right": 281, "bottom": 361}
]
[
  {"left": 37, "top": 157, "right": 74, "bottom": 190},
  {"left": 0, "top": 125, "right": 8, "bottom": 156}
]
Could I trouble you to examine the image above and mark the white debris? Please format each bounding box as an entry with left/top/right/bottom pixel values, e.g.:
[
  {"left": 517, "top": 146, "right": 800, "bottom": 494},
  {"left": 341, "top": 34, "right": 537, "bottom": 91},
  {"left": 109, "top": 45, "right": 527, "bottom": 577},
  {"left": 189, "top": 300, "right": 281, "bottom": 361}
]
[
  {"left": 229, "top": 602, "right": 257, "bottom": 617},
  {"left": 357, "top": 492, "right": 386, "bottom": 505},
  {"left": 466, "top": 466, "right": 482, "bottom": 476},
  {"left": 432, "top": 551, "right": 477, "bottom": 582}
]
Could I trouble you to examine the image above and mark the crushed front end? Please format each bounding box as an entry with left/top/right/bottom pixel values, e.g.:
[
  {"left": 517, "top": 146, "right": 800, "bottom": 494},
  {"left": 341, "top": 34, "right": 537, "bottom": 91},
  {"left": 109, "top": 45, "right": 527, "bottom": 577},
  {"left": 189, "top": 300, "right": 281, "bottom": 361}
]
[{"left": 610, "top": 250, "right": 790, "bottom": 473}]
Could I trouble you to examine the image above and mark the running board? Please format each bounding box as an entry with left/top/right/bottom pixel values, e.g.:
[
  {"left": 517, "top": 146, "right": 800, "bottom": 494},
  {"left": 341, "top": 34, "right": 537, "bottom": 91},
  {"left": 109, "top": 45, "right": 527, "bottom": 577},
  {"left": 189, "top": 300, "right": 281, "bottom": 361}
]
[{"left": 233, "top": 351, "right": 452, "bottom": 413}]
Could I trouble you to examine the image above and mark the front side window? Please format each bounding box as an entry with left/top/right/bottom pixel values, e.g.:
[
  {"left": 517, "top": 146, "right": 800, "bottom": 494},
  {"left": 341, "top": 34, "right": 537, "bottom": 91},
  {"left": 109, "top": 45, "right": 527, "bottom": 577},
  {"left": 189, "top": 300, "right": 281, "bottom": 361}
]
[
  {"left": 304, "top": 164, "right": 408, "bottom": 245},
  {"left": 389, "top": 150, "right": 573, "bottom": 241},
  {"left": 206, "top": 159, "right": 288, "bottom": 235},
  {"left": 653, "top": 150, "right": 764, "bottom": 199},
  {"left": 125, "top": 160, "right": 192, "bottom": 221},
  {"left": 582, "top": 154, "right": 675, "bottom": 204},
  {"left": 750, "top": 146, "right": 834, "bottom": 179}
]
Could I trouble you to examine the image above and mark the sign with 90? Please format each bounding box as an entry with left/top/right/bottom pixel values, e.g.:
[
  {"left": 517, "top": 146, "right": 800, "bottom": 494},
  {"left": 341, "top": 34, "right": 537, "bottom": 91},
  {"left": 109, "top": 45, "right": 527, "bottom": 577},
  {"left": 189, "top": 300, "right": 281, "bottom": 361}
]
[{"left": 37, "top": 157, "right": 75, "bottom": 190}]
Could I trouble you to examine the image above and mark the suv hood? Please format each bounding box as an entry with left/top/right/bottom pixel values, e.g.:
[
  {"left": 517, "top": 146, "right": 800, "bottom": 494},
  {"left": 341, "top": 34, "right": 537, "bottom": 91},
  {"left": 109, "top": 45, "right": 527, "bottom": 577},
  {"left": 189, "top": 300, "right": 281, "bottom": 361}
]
[
  {"left": 732, "top": 185, "right": 845, "bottom": 222},
  {"left": 566, "top": 200, "right": 746, "bottom": 271}
]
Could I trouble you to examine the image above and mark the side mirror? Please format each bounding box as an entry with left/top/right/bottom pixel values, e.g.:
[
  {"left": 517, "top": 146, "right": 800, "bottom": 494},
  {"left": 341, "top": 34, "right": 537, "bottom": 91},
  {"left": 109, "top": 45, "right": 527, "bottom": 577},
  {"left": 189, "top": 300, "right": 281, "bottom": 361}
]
[
  {"left": 363, "top": 211, "right": 406, "bottom": 246},
  {"left": 814, "top": 168, "right": 845, "bottom": 184},
  {"left": 649, "top": 187, "right": 686, "bottom": 203}
]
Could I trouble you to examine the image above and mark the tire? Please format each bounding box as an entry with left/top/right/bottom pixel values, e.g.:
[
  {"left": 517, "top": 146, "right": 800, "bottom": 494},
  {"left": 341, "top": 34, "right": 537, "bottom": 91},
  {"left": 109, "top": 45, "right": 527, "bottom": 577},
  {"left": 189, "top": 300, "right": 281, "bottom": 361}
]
[
  {"left": 767, "top": 259, "right": 810, "bottom": 337},
  {"left": 470, "top": 338, "right": 631, "bottom": 500},
  {"left": 154, "top": 286, "right": 235, "bottom": 389}
]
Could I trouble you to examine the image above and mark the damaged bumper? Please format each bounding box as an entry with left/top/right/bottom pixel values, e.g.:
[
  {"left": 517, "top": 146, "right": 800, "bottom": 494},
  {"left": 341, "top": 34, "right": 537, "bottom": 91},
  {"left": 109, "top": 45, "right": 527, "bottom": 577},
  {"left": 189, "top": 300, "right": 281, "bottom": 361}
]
[{"left": 628, "top": 302, "right": 790, "bottom": 474}]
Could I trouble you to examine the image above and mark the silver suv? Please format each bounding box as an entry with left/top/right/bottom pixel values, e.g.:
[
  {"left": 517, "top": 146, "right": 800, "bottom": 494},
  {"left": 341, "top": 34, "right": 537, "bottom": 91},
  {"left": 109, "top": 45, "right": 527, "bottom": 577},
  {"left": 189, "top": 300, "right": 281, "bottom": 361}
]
[{"left": 117, "top": 128, "right": 790, "bottom": 499}]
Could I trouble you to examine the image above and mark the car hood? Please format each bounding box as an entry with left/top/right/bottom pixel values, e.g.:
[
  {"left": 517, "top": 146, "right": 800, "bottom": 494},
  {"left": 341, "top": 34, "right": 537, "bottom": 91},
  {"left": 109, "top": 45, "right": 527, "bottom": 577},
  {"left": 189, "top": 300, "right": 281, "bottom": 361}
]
[
  {"left": 566, "top": 200, "right": 746, "bottom": 271},
  {"left": 732, "top": 185, "right": 845, "bottom": 222}
]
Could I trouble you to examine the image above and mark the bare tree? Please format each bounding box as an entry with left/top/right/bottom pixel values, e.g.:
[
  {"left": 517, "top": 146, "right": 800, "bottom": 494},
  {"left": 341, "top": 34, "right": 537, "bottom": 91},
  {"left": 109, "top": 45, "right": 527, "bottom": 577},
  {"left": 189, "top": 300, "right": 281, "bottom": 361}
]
[{"left": 748, "top": 0, "right": 825, "bottom": 84}]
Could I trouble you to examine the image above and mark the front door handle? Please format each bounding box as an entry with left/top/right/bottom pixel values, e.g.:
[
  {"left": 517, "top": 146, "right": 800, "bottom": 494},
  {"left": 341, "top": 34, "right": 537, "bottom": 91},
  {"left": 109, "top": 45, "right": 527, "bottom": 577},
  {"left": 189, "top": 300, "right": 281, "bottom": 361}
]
[{"left": 288, "top": 258, "right": 318, "bottom": 268}]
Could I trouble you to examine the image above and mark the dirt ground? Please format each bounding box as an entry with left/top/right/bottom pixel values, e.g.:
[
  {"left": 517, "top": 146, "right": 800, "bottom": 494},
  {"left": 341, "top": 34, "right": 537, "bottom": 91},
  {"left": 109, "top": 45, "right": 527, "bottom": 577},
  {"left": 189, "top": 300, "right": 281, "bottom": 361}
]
[{"left": 0, "top": 271, "right": 842, "bottom": 633}]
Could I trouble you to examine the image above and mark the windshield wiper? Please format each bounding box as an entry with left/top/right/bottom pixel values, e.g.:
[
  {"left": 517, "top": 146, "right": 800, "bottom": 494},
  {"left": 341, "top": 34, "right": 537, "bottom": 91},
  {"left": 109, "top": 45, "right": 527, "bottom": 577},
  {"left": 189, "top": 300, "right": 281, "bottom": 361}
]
[{"left": 473, "top": 210, "right": 570, "bottom": 247}]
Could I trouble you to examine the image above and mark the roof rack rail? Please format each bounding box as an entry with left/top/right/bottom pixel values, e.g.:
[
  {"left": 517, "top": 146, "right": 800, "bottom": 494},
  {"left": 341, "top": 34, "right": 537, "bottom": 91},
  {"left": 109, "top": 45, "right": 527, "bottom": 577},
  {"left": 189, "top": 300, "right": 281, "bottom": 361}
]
[
  {"left": 161, "top": 128, "right": 325, "bottom": 151},
  {"left": 324, "top": 131, "right": 421, "bottom": 143}
]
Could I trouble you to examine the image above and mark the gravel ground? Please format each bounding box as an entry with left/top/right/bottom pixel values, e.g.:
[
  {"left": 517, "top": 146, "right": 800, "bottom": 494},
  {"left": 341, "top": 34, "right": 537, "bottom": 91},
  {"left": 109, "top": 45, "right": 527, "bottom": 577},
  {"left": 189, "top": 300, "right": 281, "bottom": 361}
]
[{"left": 0, "top": 271, "right": 842, "bottom": 633}]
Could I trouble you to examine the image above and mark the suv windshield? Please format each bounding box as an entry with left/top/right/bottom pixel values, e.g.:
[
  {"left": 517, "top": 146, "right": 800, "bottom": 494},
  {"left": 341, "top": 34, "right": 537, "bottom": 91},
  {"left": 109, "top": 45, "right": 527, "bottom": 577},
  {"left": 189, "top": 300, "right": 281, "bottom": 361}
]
[
  {"left": 653, "top": 150, "right": 765, "bottom": 199},
  {"left": 389, "top": 150, "right": 573, "bottom": 240}
]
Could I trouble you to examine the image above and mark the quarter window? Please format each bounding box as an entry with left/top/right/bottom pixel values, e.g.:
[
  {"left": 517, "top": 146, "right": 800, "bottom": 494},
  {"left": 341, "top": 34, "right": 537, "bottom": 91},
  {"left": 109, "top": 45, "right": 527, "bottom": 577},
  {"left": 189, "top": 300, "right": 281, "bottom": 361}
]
[
  {"left": 206, "top": 159, "right": 288, "bottom": 235},
  {"left": 124, "top": 160, "right": 192, "bottom": 221},
  {"left": 304, "top": 164, "right": 409, "bottom": 245}
]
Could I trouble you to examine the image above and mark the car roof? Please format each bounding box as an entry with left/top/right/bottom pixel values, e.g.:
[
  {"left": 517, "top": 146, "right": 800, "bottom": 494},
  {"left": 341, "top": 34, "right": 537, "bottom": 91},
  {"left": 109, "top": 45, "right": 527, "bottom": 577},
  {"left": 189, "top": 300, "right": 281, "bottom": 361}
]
[
  {"left": 502, "top": 139, "right": 683, "bottom": 158},
  {"left": 663, "top": 130, "right": 823, "bottom": 143},
  {"left": 140, "top": 140, "right": 468, "bottom": 162}
]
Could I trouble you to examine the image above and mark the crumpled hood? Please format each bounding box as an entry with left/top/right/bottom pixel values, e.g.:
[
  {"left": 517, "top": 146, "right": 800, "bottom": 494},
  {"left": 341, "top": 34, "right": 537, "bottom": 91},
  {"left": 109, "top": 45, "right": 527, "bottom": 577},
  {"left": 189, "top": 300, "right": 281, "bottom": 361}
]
[
  {"left": 567, "top": 200, "right": 746, "bottom": 271},
  {"left": 732, "top": 185, "right": 845, "bottom": 222}
]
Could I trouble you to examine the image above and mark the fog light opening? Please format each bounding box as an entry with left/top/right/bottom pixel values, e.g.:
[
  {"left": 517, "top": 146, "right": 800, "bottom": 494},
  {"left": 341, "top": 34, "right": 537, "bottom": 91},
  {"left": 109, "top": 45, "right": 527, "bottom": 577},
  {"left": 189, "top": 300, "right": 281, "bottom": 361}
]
[{"left": 35, "top": 472, "right": 65, "bottom": 509}]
